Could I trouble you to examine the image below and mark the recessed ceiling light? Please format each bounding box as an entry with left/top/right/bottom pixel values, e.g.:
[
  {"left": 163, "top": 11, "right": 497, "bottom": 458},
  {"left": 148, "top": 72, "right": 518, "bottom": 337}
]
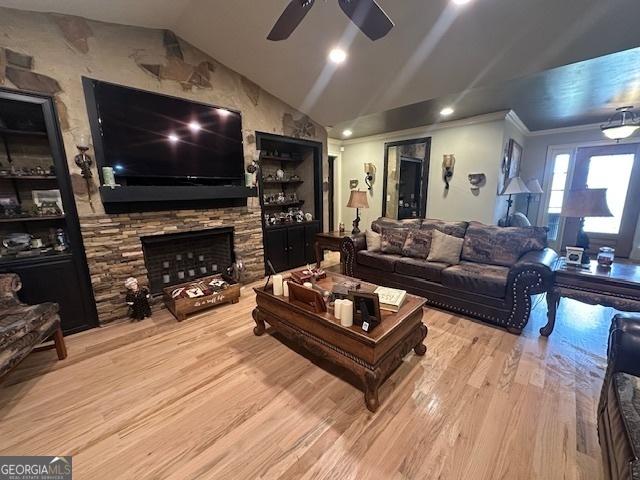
[
  {"left": 342, "top": 129, "right": 353, "bottom": 137},
  {"left": 452, "top": 0, "right": 472, "bottom": 5},
  {"left": 168, "top": 133, "right": 179, "bottom": 143},
  {"left": 218, "top": 108, "right": 231, "bottom": 116},
  {"left": 440, "top": 107, "right": 454, "bottom": 116},
  {"left": 188, "top": 121, "right": 202, "bottom": 132},
  {"left": 329, "top": 48, "right": 347, "bottom": 64}
]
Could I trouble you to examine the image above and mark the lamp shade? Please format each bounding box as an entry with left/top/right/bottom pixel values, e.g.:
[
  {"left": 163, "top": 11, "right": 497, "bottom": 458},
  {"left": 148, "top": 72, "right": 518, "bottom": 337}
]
[
  {"left": 525, "top": 179, "right": 544, "bottom": 194},
  {"left": 561, "top": 188, "right": 613, "bottom": 218},
  {"left": 502, "top": 176, "right": 531, "bottom": 195},
  {"left": 347, "top": 190, "right": 369, "bottom": 209}
]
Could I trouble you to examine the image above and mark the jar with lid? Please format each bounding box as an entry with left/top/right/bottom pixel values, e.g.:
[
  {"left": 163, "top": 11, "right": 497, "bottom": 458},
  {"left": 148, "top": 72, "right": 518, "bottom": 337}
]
[{"left": 597, "top": 247, "right": 615, "bottom": 268}]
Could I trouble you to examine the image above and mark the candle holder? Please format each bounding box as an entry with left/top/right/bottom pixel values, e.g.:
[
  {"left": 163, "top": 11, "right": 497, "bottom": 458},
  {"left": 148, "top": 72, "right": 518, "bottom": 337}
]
[{"left": 74, "top": 134, "right": 95, "bottom": 211}]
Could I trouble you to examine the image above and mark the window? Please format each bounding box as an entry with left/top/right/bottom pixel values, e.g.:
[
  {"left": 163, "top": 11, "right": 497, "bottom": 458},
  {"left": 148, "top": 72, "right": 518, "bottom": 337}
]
[
  {"left": 583, "top": 154, "right": 634, "bottom": 234},
  {"left": 546, "top": 153, "right": 570, "bottom": 241}
]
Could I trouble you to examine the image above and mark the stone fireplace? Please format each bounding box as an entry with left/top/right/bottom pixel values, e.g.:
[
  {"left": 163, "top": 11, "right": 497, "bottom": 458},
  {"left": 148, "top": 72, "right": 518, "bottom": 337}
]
[
  {"left": 141, "top": 227, "right": 234, "bottom": 294},
  {"left": 80, "top": 206, "right": 263, "bottom": 324}
]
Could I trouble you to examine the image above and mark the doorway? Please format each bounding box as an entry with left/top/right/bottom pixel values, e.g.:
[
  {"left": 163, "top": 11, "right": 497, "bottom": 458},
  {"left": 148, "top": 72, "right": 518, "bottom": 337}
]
[{"left": 542, "top": 143, "right": 640, "bottom": 257}]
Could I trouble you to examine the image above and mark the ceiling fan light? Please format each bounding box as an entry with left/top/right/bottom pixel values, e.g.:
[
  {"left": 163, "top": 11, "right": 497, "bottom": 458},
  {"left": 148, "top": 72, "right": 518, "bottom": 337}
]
[{"left": 601, "top": 106, "right": 640, "bottom": 140}]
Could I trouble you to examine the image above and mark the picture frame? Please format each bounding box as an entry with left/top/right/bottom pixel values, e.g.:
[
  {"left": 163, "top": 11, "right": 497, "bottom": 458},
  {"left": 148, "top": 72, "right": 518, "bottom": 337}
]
[
  {"left": 288, "top": 281, "right": 327, "bottom": 313},
  {"left": 32, "top": 189, "right": 64, "bottom": 214},
  {"left": 348, "top": 291, "right": 382, "bottom": 332},
  {"left": 500, "top": 139, "right": 523, "bottom": 193}
]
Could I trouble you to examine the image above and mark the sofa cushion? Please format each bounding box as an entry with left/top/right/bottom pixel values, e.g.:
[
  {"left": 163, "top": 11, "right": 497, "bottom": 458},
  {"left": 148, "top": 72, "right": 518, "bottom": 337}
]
[
  {"left": 380, "top": 228, "right": 409, "bottom": 255},
  {"left": 441, "top": 261, "right": 510, "bottom": 298},
  {"left": 427, "top": 230, "right": 464, "bottom": 264},
  {"left": 402, "top": 229, "right": 433, "bottom": 258},
  {"left": 356, "top": 250, "right": 401, "bottom": 272},
  {"left": 461, "top": 222, "right": 548, "bottom": 267},
  {"left": 395, "top": 257, "right": 449, "bottom": 282},
  {"left": 371, "top": 217, "right": 422, "bottom": 233},
  {"left": 420, "top": 219, "right": 468, "bottom": 238},
  {"left": 613, "top": 372, "right": 640, "bottom": 462},
  {"left": 0, "top": 301, "right": 59, "bottom": 351}
]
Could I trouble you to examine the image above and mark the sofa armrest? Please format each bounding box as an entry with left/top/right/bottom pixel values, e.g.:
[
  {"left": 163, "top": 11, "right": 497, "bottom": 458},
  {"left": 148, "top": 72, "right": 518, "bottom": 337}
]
[
  {"left": 509, "top": 248, "right": 558, "bottom": 293},
  {"left": 608, "top": 314, "right": 640, "bottom": 377},
  {"left": 0, "top": 273, "right": 22, "bottom": 305},
  {"left": 340, "top": 233, "right": 366, "bottom": 276}
]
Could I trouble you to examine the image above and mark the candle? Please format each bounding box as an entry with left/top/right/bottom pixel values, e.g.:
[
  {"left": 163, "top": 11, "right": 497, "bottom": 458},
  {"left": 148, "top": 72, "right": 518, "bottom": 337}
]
[
  {"left": 102, "top": 167, "right": 116, "bottom": 187},
  {"left": 273, "top": 274, "right": 283, "bottom": 296},
  {"left": 334, "top": 299, "right": 343, "bottom": 320},
  {"left": 341, "top": 300, "right": 354, "bottom": 327},
  {"left": 283, "top": 281, "right": 290, "bottom": 297},
  {"left": 303, "top": 282, "right": 313, "bottom": 289}
]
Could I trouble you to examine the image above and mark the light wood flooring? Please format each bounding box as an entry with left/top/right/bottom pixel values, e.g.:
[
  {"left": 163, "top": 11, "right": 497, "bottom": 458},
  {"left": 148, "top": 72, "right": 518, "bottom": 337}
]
[{"left": 0, "top": 255, "right": 611, "bottom": 479}]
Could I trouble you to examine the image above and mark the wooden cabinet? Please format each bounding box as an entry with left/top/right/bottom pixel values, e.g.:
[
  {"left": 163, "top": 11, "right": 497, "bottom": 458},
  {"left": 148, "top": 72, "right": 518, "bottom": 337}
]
[{"left": 264, "top": 221, "right": 320, "bottom": 273}]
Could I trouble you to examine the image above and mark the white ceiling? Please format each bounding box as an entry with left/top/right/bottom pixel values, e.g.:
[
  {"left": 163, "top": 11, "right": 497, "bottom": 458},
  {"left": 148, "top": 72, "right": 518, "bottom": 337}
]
[{"left": 3, "top": 0, "right": 640, "bottom": 129}]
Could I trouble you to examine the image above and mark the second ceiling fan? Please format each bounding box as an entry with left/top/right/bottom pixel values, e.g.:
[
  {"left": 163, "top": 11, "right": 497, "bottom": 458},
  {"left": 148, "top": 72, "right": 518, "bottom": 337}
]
[{"left": 267, "top": 0, "right": 394, "bottom": 42}]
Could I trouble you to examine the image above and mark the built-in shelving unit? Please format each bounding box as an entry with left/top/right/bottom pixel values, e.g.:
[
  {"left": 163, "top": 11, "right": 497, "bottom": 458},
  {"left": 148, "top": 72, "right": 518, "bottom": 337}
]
[
  {"left": 0, "top": 88, "right": 98, "bottom": 334},
  {"left": 255, "top": 132, "right": 323, "bottom": 273}
]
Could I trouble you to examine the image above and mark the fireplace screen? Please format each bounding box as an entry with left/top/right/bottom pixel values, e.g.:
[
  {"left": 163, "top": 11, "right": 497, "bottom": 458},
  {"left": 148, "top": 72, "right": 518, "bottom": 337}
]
[{"left": 141, "top": 227, "right": 234, "bottom": 294}]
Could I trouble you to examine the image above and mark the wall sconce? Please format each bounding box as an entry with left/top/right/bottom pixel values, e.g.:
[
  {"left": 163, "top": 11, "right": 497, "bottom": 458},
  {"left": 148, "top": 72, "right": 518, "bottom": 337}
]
[
  {"left": 74, "top": 133, "right": 95, "bottom": 211},
  {"left": 364, "top": 162, "right": 376, "bottom": 191},
  {"left": 442, "top": 154, "right": 455, "bottom": 190},
  {"left": 468, "top": 173, "right": 486, "bottom": 192}
]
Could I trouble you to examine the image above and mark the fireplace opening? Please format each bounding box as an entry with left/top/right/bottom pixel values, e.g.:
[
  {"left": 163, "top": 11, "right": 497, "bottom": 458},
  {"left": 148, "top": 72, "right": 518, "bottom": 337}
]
[{"left": 141, "top": 227, "right": 234, "bottom": 294}]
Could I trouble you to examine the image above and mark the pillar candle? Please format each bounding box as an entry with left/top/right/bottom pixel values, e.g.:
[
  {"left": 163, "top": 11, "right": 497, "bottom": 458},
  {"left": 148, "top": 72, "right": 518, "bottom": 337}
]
[
  {"left": 341, "top": 300, "right": 354, "bottom": 327},
  {"left": 303, "top": 282, "right": 313, "bottom": 289},
  {"left": 273, "top": 274, "right": 283, "bottom": 296},
  {"left": 283, "top": 281, "right": 290, "bottom": 298},
  {"left": 334, "top": 299, "right": 343, "bottom": 320}
]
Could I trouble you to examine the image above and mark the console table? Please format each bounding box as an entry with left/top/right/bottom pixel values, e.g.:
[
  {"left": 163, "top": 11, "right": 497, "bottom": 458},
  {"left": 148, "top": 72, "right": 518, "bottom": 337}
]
[{"left": 542, "top": 259, "right": 640, "bottom": 336}]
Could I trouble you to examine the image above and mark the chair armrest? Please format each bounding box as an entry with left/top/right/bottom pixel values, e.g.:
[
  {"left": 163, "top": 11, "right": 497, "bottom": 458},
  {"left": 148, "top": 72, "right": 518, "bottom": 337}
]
[
  {"left": 608, "top": 314, "right": 640, "bottom": 377},
  {"left": 515, "top": 248, "right": 559, "bottom": 271},
  {"left": 0, "top": 273, "right": 22, "bottom": 305},
  {"left": 340, "top": 233, "right": 366, "bottom": 276},
  {"left": 507, "top": 248, "right": 558, "bottom": 295}
]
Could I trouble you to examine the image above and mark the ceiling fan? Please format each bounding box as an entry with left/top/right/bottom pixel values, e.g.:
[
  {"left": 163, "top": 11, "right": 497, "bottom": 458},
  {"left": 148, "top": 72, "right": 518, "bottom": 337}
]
[{"left": 267, "top": 0, "right": 394, "bottom": 42}]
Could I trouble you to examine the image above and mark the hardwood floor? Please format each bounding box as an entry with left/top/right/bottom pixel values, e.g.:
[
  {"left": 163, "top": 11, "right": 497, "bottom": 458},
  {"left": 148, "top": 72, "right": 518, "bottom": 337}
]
[{"left": 0, "top": 255, "right": 611, "bottom": 479}]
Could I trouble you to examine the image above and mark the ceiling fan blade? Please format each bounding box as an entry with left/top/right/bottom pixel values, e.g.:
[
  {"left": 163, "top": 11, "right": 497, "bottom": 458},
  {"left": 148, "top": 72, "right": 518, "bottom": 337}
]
[
  {"left": 267, "top": 0, "right": 315, "bottom": 41},
  {"left": 338, "top": 0, "right": 394, "bottom": 41}
]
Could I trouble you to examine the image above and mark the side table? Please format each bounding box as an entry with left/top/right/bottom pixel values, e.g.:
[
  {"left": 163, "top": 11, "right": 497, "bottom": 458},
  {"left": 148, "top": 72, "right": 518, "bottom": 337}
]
[
  {"left": 315, "top": 231, "right": 350, "bottom": 273},
  {"left": 542, "top": 259, "right": 640, "bottom": 336}
]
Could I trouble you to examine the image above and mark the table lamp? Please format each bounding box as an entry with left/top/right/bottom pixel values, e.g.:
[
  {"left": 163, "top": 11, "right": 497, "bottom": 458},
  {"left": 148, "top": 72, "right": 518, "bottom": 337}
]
[
  {"left": 561, "top": 188, "right": 613, "bottom": 264},
  {"left": 347, "top": 190, "right": 369, "bottom": 234},
  {"left": 502, "top": 176, "right": 530, "bottom": 225}
]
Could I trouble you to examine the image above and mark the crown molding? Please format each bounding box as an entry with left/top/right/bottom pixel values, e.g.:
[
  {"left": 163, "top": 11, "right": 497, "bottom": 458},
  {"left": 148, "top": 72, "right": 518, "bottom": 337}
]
[
  {"left": 331, "top": 110, "right": 512, "bottom": 146},
  {"left": 526, "top": 122, "right": 602, "bottom": 137},
  {"left": 505, "top": 110, "right": 530, "bottom": 136}
]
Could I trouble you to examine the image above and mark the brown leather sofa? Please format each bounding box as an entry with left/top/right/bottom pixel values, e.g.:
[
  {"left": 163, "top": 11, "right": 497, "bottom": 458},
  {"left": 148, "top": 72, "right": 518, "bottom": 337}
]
[
  {"left": 598, "top": 314, "right": 640, "bottom": 480},
  {"left": 340, "top": 217, "right": 558, "bottom": 334}
]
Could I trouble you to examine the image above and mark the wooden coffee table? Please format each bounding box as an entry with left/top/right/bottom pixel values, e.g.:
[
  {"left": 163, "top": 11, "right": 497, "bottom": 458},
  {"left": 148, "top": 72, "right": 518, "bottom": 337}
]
[{"left": 252, "top": 272, "right": 427, "bottom": 412}]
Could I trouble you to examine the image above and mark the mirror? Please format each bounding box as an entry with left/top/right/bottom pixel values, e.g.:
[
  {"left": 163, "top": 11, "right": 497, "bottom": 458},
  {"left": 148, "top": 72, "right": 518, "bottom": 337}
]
[{"left": 382, "top": 138, "right": 431, "bottom": 219}]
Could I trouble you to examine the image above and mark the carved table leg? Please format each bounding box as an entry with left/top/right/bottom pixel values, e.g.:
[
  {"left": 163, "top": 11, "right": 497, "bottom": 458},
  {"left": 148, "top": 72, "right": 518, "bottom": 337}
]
[
  {"left": 252, "top": 308, "right": 266, "bottom": 336},
  {"left": 315, "top": 240, "right": 323, "bottom": 269},
  {"left": 413, "top": 323, "right": 428, "bottom": 356},
  {"left": 540, "top": 289, "right": 560, "bottom": 337},
  {"left": 364, "top": 370, "right": 382, "bottom": 413}
]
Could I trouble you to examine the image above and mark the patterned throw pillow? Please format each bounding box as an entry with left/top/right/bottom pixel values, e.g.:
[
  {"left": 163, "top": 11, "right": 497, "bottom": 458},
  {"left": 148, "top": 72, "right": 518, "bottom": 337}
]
[
  {"left": 380, "top": 228, "right": 409, "bottom": 255},
  {"left": 420, "top": 219, "right": 468, "bottom": 238},
  {"left": 402, "top": 229, "right": 433, "bottom": 258}
]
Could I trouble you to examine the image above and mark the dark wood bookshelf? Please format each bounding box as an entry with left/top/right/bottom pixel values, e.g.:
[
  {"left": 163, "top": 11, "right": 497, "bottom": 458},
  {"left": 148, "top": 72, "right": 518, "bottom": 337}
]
[
  {"left": 259, "top": 155, "right": 303, "bottom": 163},
  {"left": 0, "top": 250, "right": 72, "bottom": 267},
  {"left": 262, "top": 179, "right": 304, "bottom": 185},
  {"left": 0, "top": 175, "right": 57, "bottom": 180},
  {"left": 0, "top": 127, "right": 47, "bottom": 137},
  {"left": 263, "top": 201, "right": 305, "bottom": 209}
]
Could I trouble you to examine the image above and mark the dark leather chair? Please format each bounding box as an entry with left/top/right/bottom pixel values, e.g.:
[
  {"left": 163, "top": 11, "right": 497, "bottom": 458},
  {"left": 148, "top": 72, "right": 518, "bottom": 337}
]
[{"left": 598, "top": 314, "right": 640, "bottom": 480}]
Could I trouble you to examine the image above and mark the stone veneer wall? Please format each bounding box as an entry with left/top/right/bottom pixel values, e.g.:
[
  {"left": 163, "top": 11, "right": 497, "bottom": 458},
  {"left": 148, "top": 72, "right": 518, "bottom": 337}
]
[
  {"left": 81, "top": 207, "right": 263, "bottom": 324},
  {"left": 0, "top": 7, "right": 328, "bottom": 325}
]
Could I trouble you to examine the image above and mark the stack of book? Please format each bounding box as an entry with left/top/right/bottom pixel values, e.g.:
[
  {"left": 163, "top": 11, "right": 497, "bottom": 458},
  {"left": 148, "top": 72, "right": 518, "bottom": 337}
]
[{"left": 374, "top": 286, "right": 407, "bottom": 312}]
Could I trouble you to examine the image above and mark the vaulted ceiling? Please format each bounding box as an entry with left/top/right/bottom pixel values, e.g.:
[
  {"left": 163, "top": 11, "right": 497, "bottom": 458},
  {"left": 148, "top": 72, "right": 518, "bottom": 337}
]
[{"left": 2, "top": 0, "right": 640, "bottom": 131}]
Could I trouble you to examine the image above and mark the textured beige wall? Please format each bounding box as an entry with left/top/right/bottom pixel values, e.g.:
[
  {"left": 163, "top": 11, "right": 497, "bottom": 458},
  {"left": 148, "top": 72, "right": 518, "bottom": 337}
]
[{"left": 0, "top": 7, "right": 328, "bottom": 219}]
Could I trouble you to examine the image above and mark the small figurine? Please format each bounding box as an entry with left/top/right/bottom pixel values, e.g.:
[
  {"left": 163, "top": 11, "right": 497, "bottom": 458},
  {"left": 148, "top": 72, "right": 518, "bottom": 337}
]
[{"left": 124, "top": 277, "right": 152, "bottom": 321}]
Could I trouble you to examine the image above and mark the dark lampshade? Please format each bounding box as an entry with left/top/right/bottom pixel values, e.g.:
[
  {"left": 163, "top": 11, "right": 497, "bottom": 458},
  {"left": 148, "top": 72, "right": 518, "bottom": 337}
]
[
  {"left": 561, "top": 188, "right": 613, "bottom": 218},
  {"left": 347, "top": 190, "right": 369, "bottom": 209}
]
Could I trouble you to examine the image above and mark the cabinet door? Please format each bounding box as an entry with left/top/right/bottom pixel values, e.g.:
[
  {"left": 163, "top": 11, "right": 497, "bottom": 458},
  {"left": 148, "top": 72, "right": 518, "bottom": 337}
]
[
  {"left": 1, "top": 257, "right": 95, "bottom": 334},
  {"left": 264, "top": 228, "right": 289, "bottom": 273},
  {"left": 304, "top": 222, "right": 320, "bottom": 264},
  {"left": 287, "top": 225, "right": 306, "bottom": 269}
]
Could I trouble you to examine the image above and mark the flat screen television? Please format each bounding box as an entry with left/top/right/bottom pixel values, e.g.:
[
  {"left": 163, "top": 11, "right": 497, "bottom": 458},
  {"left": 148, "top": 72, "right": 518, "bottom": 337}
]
[{"left": 84, "top": 78, "right": 244, "bottom": 183}]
